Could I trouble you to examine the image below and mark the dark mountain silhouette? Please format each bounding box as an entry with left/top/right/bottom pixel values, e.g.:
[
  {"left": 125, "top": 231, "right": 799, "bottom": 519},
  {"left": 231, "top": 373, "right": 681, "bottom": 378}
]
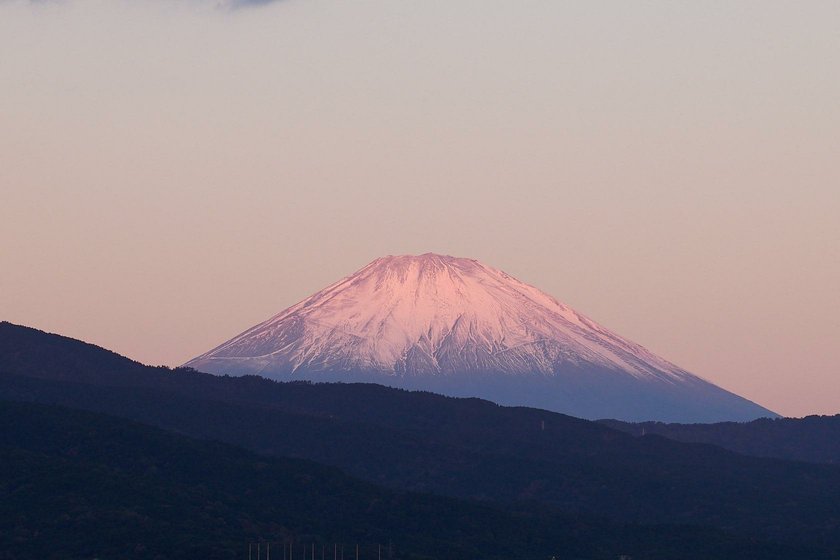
[
  {"left": 601, "top": 415, "right": 840, "bottom": 464},
  {"left": 8, "top": 401, "right": 811, "bottom": 560},
  {"left": 2, "top": 321, "right": 840, "bottom": 555}
]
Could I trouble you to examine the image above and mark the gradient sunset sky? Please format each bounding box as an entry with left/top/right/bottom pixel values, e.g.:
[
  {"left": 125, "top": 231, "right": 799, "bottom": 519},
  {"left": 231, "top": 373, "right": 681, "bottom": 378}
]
[{"left": 1, "top": 1, "right": 838, "bottom": 417}]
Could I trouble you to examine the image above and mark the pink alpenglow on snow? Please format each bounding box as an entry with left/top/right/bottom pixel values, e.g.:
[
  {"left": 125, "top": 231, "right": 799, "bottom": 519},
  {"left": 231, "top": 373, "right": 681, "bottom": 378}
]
[{"left": 186, "top": 254, "right": 777, "bottom": 423}]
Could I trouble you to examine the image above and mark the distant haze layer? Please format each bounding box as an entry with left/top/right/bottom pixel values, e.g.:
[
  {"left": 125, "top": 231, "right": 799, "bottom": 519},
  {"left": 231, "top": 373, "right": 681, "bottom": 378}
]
[{"left": 1, "top": 1, "right": 838, "bottom": 416}]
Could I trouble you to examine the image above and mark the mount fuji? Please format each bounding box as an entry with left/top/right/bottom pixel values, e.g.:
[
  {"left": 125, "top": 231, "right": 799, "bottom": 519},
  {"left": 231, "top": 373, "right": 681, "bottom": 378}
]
[{"left": 185, "top": 253, "right": 776, "bottom": 422}]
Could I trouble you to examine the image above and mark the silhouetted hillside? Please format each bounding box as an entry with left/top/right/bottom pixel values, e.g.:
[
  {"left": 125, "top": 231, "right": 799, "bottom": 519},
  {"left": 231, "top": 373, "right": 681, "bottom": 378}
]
[
  {"left": 600, "top": 415, "right": 840, "bottom": 464},
  {"left": 2, "top": 321, "right": 840, "bottom": 553},
  {"left": 3, "top": 401, "right": 813, "bottom": 560}
]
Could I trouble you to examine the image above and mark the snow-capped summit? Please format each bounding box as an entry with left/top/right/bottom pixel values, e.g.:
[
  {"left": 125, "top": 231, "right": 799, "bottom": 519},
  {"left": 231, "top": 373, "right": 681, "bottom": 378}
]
[{"left": 185, "top": 254, "right": 776, "bottom": 422}]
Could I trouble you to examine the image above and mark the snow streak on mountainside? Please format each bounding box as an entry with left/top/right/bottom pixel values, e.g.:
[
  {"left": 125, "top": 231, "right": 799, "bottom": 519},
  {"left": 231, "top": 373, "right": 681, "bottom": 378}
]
[{"left": 186, "top": 254, "right": 777, "bottom": 423}]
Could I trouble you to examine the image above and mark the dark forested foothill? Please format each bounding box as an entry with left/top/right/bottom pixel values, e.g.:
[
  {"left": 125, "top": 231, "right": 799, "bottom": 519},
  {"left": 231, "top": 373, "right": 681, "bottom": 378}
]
[
  {"left": 1, "top": 402, "right": 813, "bottom": 560},
  {"left": 600, "top": 415, "right": 840, "bottom": 464},
  {"left": 1, "top": 322, "right": 840, "bottom": 559}
]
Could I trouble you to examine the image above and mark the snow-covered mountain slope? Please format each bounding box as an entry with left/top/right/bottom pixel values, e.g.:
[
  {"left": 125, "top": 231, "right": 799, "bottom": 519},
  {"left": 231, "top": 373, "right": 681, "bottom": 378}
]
[{"left": 185, "top": 254, "right": 777, "bottom": 423}]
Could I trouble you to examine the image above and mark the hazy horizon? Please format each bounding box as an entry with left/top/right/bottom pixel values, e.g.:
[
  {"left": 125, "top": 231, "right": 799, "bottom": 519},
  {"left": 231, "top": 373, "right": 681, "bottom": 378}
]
[{"left": 2, "top": 0, "right": 838, "bottom": 417}]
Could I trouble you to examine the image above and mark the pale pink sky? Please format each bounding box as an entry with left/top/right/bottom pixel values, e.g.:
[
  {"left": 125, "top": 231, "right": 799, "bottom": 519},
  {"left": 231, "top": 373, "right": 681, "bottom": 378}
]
[{"left": 1, "top": 1, "right": 838, "bottom": 417}]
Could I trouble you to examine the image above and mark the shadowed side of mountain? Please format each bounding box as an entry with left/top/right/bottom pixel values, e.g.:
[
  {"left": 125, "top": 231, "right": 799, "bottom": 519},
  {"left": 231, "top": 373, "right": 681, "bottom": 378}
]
[{"left": 227, "top": 365, "right": 776, "bottom": 423}]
